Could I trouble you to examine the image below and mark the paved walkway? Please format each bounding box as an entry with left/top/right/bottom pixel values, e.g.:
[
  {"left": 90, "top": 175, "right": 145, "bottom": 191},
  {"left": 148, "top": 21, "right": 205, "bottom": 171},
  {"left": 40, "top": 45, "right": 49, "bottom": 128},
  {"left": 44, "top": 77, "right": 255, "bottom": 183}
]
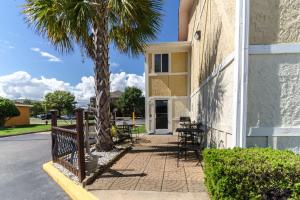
[{"left": 87, "top": 135, "right": 209, "bottom": 200}]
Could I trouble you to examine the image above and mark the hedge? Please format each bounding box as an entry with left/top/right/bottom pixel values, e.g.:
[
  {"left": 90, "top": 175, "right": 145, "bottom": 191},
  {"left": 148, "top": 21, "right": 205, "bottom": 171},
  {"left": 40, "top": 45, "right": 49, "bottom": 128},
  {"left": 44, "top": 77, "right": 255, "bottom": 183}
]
[{"left": 203, "top": 148, "right": 300, "bottom": 200}]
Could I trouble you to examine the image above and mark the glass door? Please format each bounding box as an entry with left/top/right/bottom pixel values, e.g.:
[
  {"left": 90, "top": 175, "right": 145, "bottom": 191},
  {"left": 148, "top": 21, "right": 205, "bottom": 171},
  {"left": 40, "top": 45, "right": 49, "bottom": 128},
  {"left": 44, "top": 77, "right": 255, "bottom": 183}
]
[{"left": 155, "top": 100, "right": 168, "bottom": 131}]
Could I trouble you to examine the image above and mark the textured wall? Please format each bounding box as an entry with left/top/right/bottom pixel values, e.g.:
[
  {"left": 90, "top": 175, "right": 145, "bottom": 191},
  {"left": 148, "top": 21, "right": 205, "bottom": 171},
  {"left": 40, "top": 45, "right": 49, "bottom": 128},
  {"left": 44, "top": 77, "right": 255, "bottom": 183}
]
[
  {"left": 247, "top": 136, "right": 300, "bottom": 153},
  {"left": 250, "top": 0, "right": 300, "bottom": 44},
  {"left": 170, "top": 76, "right": 188, "bottom": 96},
  {"left": 149, "top": 75, "right": 188, "bottom": 97},
  {"left": 188, "top": 0, "right": 235, "bottom": 92},
  {"left": 171, "top": 52, "right": 188, "bottom": 73},
  {"left": 190, "top": 62, "right": 234, "bottom": 148},
  {"left": 172, "top": 99, "right": 189, "bottom": 119},
  {"left": 5, "top": 106, "right": 30, "bottom": 127},
  {"left": 148, "top": 54, "right": 152, "bottom": 73},
  {"left": 149, "top": 76, "right": 171, "bottom": 96},
  {"left": 172, "top": 98, "right": 189, "bottom": 132},
  {"left": 247, "top": 54, "right": 300, "bottom": 129}
]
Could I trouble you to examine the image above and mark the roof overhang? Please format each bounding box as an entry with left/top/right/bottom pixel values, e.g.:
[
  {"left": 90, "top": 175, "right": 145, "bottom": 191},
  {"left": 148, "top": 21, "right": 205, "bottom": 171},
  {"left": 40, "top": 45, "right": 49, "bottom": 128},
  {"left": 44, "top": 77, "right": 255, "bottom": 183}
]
[
  {"left": 15, "top": 104, "right": 33, "bottom": 107},
  {"left": 145, "top": 41, "right": 191, "bottom": 53},
  {"left": 178, "top": 0, "right": 194, "bottom": 41}
]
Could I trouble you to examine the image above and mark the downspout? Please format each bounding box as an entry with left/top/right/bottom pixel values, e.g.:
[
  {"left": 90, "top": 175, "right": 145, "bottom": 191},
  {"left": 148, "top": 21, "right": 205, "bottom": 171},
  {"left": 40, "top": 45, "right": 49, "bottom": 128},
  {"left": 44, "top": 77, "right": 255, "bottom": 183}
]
[{"left": 232, "top": 0, "right": 249, "bottom": 148}]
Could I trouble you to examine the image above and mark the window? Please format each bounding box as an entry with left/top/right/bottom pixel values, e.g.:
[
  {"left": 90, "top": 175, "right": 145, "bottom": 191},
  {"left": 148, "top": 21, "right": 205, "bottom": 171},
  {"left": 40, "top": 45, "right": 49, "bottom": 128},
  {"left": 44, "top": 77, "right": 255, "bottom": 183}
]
[{"left": 154, "top": 54, "right": 169, "bottom": 73}]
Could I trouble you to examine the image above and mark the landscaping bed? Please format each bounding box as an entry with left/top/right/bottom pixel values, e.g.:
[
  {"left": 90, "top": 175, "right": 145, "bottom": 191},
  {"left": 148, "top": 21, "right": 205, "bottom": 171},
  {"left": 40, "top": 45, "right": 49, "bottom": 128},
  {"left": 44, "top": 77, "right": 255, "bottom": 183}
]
[{"left": 203, "top": 148, "right": 300, "bottom": 200}]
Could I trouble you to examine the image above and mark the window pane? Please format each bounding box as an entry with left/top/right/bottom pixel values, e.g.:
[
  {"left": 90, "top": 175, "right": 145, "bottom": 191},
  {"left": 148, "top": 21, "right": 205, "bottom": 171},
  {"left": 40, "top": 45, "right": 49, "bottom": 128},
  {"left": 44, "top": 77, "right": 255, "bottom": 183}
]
[
  {"left": 156, "top": 100, "right": 168, "bottom": 114},
  {"left": 162, "top": 54, "right": 169, "bottom": 72},
  {"left": 154, "top": 54, "right": 161, "bottom": 72}
]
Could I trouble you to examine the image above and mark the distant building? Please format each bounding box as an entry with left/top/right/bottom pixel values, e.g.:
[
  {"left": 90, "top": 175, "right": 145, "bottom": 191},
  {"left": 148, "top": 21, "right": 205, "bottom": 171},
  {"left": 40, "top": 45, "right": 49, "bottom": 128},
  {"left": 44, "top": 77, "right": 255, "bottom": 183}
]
[
  {"left": 5, "top": 104, "right": 32, "bottom": 127},
  {"left": 89, "top": 91, "right": 123, "bottom": 107},
  {"left": 110, "top": 91, "right": 123, "bottom": 105}
]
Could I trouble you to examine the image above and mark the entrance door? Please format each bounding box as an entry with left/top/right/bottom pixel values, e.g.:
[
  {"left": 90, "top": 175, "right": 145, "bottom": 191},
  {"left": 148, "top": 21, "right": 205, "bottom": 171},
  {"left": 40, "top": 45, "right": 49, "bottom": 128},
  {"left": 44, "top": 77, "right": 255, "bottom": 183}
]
[{"left": 155, "top": 100, "right": 169, "bottom": 133}]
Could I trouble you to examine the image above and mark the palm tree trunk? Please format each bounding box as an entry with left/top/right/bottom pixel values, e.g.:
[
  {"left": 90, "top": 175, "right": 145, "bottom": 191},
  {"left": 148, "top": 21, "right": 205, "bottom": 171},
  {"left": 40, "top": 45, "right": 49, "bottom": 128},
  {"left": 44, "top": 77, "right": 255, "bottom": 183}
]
[{"left": 93, "top": 0, "right": 114, "bottom": 151}]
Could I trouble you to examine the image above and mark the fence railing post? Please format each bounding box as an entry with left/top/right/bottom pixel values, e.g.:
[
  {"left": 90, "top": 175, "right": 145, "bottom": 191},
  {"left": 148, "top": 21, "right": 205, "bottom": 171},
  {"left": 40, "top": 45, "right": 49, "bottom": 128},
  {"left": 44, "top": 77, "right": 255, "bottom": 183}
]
[
  {"left": 50, "top": 110, "right": 57, "bottom": 161},
  {"left": 75, "top": 108, "right": 85, "bottom": 182}
]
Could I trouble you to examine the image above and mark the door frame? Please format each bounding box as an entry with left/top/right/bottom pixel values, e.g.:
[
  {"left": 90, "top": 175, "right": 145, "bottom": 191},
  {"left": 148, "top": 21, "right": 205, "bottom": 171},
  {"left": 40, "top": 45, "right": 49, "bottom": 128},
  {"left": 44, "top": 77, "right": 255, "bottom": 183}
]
[{"left": 154, "top": 99, "right": 171, "bottom": 134}]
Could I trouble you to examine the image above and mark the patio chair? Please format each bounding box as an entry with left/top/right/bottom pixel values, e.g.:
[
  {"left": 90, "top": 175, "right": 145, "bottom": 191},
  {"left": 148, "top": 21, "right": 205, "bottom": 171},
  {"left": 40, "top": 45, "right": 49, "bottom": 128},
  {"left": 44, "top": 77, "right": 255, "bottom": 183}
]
[{"left": 115, "top": 121, "right": 133, "bottom": 143}]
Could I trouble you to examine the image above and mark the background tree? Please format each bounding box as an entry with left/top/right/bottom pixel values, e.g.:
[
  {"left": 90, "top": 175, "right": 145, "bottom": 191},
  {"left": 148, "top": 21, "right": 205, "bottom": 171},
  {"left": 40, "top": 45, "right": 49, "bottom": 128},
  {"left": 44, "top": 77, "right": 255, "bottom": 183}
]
[
  {"left": 31, "top": 102, "right": 46, "bottom": 117},
  {"left": 23, "top": 0, "right": 162, "bottom": 151},
  {"left": 117, "top": 87, "right": 145, "bottom": 117},
  {"left": 0, "top": 97, "right": 20, "bottom": 128},
  {"left": 20, "top": 99, "right": 33, "bottom": 105},
  {"left": 44, "top": 91, "right": 76, "bottom": 117}
]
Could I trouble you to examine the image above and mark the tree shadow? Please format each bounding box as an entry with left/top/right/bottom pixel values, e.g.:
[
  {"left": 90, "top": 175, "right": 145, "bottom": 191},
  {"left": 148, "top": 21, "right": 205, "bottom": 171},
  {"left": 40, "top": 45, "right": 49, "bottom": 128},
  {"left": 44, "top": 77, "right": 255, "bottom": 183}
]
[{"left": 196, "top": 22, "right": 227, "bottom": 148}]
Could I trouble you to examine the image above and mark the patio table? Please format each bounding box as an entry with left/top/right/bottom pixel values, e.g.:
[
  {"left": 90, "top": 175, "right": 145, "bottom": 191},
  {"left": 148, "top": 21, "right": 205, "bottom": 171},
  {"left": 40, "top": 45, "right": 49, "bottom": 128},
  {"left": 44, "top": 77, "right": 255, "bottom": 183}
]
[{"left": 176, "top": 126, "right": 206, "bottom": 164}]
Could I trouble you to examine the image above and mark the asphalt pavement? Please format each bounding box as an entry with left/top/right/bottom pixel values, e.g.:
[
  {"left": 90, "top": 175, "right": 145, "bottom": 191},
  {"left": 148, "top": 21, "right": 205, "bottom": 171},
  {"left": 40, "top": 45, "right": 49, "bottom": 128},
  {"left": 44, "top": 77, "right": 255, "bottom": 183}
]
[{"left": 0, "top": 133, "right": 69, "bottom": 200}]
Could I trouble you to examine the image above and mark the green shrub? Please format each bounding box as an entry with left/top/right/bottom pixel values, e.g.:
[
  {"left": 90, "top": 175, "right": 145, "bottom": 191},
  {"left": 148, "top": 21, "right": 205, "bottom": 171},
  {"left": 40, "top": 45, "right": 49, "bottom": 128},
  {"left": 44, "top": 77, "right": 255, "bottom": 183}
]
[
  {"left": 203, "top": 148, "right": 300, "bottom": 200},
  {"left": 0, "top": 97, "right": 20, "bottom": 127}
]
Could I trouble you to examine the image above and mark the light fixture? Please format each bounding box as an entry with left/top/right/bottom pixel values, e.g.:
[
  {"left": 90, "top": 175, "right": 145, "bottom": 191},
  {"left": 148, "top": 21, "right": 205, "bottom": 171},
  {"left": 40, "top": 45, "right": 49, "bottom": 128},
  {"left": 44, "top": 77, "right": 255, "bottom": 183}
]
[{"left": 194, "top": 30, "right": 201, "bottom": 41}]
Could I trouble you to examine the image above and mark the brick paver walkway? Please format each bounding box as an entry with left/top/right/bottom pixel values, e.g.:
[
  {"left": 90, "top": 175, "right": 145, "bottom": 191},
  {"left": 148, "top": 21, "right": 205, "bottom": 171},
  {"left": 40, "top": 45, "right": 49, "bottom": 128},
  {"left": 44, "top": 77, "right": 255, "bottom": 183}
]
[{"left": 87, "top": 135, "right": 206, "bottom": 193}]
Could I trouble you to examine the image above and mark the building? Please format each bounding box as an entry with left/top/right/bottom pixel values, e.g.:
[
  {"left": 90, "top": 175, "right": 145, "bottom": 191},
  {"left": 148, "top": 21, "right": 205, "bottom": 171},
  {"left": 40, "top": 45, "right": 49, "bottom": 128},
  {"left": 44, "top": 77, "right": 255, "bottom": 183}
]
[
  {"left": 5, "top": 104, "right": 32, "bottom": 127},
  {"left": 145, "top": 0, "right": 300, "bottom": 151}
]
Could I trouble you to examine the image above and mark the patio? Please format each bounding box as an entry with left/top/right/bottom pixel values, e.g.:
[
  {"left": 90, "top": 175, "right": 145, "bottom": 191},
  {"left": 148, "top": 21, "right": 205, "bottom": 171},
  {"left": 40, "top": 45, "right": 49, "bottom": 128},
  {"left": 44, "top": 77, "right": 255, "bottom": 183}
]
[{"left": 86, "top": 135, "right": 209, "bottom": 199}]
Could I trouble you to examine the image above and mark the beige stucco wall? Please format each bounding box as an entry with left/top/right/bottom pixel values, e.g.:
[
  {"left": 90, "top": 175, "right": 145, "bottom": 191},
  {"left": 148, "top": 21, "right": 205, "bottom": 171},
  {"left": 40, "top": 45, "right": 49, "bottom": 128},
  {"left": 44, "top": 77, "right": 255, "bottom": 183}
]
[
  {"left": 149, "top": 76, "right": 171, "bottom": 96},
  {"left": 172, "top": 99, "right": 189, "bottom": 119},
  {"left": 170, "top": 76, "right": 187, "bottom": 96},
  {"left": 247, "top": 54, "right": 300, "bottom": 128},
  {"left": 187, "top": 0, "right": 235, "bottom": 93},
  {"left": 190, "top": 62, "right": 235, "bottom": 148},
  {"left": 148, "top": 54, "right": 153, "bottom": 73},
  {"left": 246, "top": 54, "right": 300, "bottom": 151},
  {"left": 149, "top": 75, "right": 187, "bottom": 97},
  {"left": 172, "top": 98, "right": 189, "bottom": 133},
  {"left": 171, "top": 52, "right": 188, "bottom": 72},
  {"left": 250, "top": 0, "right": 300, "bottom": 44}
]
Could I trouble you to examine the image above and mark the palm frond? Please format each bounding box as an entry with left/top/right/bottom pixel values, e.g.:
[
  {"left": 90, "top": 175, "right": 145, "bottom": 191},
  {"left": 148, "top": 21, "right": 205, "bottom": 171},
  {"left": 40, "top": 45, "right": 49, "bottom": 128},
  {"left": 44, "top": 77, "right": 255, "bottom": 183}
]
[
  {"left": 108, "top": 0, "right": 163, "bottom": 56},
  {"left": 23, "top": 0, "right": 94, "bottom": 55}
]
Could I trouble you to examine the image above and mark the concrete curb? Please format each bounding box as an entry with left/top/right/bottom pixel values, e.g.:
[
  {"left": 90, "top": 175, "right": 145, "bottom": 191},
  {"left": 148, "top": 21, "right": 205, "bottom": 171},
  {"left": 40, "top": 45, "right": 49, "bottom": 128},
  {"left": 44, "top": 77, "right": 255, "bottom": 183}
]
[{"left": 43, "top": 161, "right": 98, "bottom": 200}]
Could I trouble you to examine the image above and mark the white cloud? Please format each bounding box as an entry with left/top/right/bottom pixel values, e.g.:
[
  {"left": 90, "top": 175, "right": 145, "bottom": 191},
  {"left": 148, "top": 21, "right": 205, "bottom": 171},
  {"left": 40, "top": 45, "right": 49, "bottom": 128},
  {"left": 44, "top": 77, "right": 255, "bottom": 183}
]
[
  {"left": 0, "top": 71, "right": 145, "bottom": 106},
  {"left": 30, "top": 47, "right": 40, "bottom": 52},
  {"left": 110, "top": 62, "right": 120, "bottom": 67},
  {"left": 0, "top": 40, "right": 15, "bottom": 49},
  {"left": 30, "top": 47, "right": 61, "bottom": 62},
  {"left": 110, "top": 72, "right": 145, "bottom": 92}
]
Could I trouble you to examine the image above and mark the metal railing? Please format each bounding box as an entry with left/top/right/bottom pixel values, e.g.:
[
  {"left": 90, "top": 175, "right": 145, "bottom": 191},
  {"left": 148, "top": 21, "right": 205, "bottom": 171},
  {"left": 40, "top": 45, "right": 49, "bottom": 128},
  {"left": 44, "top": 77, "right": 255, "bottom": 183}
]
[{"left": 50, "top": 109, "right": 85, "bottom": 182}]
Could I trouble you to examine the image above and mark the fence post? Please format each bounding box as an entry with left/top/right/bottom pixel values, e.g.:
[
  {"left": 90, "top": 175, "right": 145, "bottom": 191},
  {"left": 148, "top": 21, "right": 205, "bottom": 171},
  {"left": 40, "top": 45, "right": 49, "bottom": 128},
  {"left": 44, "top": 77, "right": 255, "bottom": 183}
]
[
  {"left": 50, "top": 110, "right": 57, "bottom": 161},
  {"left": 75, "top": 108, "right": 85, "bottom": 182}
]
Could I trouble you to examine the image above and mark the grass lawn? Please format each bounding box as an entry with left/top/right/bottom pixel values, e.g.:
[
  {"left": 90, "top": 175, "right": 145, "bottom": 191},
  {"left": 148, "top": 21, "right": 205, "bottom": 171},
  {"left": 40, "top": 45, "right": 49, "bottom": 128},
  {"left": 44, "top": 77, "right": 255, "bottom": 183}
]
[
  {"left": 0, "top": 124, "right": 51, "bottom": 137},
  {"left": 0, "top": 118, "right": 146, "bottom": 137},
  {"left": 0, "top": 118, "right": 74, "bottom": 137},
  {"left": 133, "top": 124, "right": 146, "bottom": 134}
]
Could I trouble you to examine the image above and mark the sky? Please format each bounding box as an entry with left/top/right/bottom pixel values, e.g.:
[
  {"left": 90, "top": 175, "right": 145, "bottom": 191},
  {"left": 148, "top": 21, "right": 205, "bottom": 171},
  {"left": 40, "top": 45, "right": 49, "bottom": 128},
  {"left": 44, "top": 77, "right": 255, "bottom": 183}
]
[{"left": 0, "top": 0, "right": 179, "bottom": 104}]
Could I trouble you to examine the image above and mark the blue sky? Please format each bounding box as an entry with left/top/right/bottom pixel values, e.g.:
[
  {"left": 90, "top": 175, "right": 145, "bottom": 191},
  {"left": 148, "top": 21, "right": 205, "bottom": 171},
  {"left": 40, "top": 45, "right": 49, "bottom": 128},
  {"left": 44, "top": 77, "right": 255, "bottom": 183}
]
[
  {"left": 0, "top": 0, "right": 179, "bottom": 102},
  {"left": 0, "top": 0, "right": 178, "bottom": 84}
]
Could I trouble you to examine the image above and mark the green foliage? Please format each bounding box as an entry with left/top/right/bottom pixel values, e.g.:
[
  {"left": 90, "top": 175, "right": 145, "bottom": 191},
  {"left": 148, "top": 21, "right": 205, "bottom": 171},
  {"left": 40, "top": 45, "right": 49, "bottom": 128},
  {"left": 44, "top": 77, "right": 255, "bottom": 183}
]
[
  {"left": 117, "top": 87, "right": 145, "bottom": 117},
  {"left": 0, "top": 97, "right": 20, "bottom": 127},
  {"left": 22, "top": 0, "right": 163, "bottom": 57},
  {"left": 31, "top": 101, "right": 46, "bottom": 116},
  {"left": 111, "top": 125, "right": 118, "bottom": 138},
  {"left": 203, "top": 148, "right": 300, "bottom": 200},
  {"left": 44, "top": 91, "right": 76, "bottom": 116}
]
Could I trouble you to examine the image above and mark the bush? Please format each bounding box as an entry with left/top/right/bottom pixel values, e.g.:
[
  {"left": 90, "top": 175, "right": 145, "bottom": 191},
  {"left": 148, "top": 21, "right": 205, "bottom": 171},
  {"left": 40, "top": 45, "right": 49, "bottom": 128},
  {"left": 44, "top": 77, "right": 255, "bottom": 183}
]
[
  {"left": 203, "top": 148, "right": 300, "bottom": 200},
  {"left": 0, "top": 97, "right": 20, "bottom": 127}
]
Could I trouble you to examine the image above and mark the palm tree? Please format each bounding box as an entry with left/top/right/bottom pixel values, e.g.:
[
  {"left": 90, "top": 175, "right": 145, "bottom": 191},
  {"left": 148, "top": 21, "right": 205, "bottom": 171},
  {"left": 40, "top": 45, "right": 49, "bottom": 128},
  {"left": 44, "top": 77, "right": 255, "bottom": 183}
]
[{"left": 23, "top": 0, "right": 162, "bottom": 151}]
